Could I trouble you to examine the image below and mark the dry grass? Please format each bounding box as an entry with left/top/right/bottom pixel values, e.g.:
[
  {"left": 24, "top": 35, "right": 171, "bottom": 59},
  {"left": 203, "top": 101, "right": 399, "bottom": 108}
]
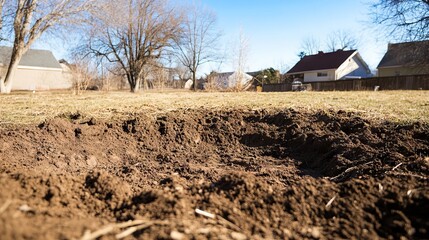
[{"left": 0, "top": 90, "right": 428, "bottom": 127}]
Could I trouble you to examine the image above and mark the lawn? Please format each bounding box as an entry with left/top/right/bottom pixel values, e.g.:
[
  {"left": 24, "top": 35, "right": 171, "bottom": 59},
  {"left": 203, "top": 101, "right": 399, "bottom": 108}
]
[{"left": 1, "top": 90, "right": 428, "bottom": 126}]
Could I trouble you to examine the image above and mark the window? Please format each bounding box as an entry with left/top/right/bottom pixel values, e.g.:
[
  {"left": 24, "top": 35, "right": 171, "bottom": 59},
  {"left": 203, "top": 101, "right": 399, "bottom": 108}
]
[{"left": 317, "top": 72, "right": 328, "bottom": 77}]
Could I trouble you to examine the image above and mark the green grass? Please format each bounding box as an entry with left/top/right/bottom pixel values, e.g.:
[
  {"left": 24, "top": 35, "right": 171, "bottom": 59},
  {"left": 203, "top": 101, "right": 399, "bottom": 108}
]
[{"left": 1, "top": 90, "right": 428, "bottom": 127}]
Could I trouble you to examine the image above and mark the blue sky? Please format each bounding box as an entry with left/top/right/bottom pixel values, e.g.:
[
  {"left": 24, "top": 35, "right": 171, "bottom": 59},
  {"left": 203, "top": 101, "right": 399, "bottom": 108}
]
[
  {"left": 34, "top": 0, "right": 388, "bottom": 75},
  {"left": 198, "top": 0, "right": 387, "bottom": 73}
]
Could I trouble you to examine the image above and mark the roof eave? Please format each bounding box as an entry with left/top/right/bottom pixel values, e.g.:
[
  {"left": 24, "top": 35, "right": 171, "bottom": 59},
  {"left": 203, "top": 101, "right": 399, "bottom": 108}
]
[
  {"left": 17, "top": 65, "right": 63, "bottom": 71},
  {"left": 354, "top": 52, "right": 371, "bottom": 72},
  {"left": 286, "top": 68, "right": 337, "bottom": 75},
  {"left": 377, "top": 64, "right": 427, "bottom": 69}
]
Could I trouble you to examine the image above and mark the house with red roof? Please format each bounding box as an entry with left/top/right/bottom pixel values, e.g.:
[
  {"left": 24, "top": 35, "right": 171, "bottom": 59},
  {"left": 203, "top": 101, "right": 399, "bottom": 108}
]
[{"left": 286, "top": 50, "right": 371, "bottom": 82}]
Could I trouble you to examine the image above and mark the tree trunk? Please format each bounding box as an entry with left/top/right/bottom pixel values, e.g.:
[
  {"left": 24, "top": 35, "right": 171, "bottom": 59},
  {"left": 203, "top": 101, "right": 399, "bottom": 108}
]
[
  {"left": 0, "top": 56, "right": 21, "bottom": 94},
  {"left": 192, "top": 71, "right": 197, "bottom": 91},
  {"left": 131, "top": 78, "right": 140, "bottom": 93},
  {"left": 142, "top": 77, "right": 148, "bottom": 90},
  {"left": 0, "top": 79, "right": 12, "bottom": 93},
  {"left": 0, "top": 46, "right": 26, "bottom": 93}
]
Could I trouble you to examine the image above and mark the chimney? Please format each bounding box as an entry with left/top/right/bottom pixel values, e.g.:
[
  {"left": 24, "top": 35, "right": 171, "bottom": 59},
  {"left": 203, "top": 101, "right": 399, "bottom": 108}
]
[{"left": 318, "top": 51, "right": 324, "bottom": 54}]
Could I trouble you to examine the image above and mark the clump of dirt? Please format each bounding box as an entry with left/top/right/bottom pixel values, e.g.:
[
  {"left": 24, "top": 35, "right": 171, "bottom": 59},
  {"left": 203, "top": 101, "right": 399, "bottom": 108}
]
[
  {"left": 0, "top": 108, "right": 428, "bottom": 239},
  {"left": 85, "top": 170, "right": 132, "bottom": 210}
]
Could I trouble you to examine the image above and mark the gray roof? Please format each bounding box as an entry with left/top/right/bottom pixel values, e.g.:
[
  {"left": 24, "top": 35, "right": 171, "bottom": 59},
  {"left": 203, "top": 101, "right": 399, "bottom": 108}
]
[
  {"left": 377, "top": 40, "right": 429, "bottom": 68},
  {"left": 0, "top": 46, "right": 62, "bottom": 69}
]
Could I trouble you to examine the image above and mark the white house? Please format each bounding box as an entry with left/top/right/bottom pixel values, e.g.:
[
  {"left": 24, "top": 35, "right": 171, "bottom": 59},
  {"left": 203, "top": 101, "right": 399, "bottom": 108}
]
[
  {"left": 184, "top": 79, "right": 193, "bottom": 89},
  {"left": 207, "top": 71, "right": 254, "bottom": 90},
  {"left": 0, "top": 46, "right": 72, "bottom": 91},
  {"left": 286, "top": 50, "right": 372, "bottom": 82}
]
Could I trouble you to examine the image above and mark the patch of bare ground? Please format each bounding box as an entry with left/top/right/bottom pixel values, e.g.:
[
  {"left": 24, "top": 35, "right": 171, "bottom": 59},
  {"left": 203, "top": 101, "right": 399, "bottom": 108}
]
[{"left": 0, "top": 108, "right": 428, "bottom": 239}]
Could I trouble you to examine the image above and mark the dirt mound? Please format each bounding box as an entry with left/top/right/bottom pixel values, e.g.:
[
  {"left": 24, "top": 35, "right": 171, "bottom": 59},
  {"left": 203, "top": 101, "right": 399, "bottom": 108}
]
[{"left": 0, "top": 109, "right": 428, "bottom": 239}]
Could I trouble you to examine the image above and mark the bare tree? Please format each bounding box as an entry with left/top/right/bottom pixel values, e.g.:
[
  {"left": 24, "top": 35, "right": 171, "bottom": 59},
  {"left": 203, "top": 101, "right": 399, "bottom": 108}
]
[
  {"left": 173, "top": 63, "right": 191, "bottom": 88},
  {"left": 173, "top": 4, "right": 221, "bottom": 91},
  {"left": 300, "top": 36, "right": 321, "bottom": 55},
  {"left": 0, "top": 0, "right": 93, "bottom": 94},
  {"left": 232, "top": 28, "right": 249, "bottom": 91},
  {"left": 67, "top": 58, "right": 97, "bottom": 95},
  {"left": 371, "top": 0, "right": 429, "bottom": 41},
  {"left": 144, "top": 60, "right": 171, "bottom": 89},
  {"left": 276, "top": 61, "right": 290, "bottom": 75},
  {"left": 326, "top": 30, "right": 359, "bottom": 52},
  {"left": 276, "top": 61, "right": 290, "bottom": 83},
  {"left": 299, "top": 30, "right": 358, "bottom": 58},
  {"left": 80, "top": 0, "right": 183, "bottom": 93}
]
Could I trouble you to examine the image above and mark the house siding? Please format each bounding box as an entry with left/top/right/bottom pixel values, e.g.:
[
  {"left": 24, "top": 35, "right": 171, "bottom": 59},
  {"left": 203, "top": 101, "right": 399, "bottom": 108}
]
[
  {"left": 336, "top": 55, "right": 370, "bottom": 79},
  {"left": 304, "top": 70, "right": 335, "bottom": 82},
  {"left": 378, "top": 66, "right": 429, "bottom": 77},
  {"left": 211, "top": 71, "right": 253, "bottom": 90},
  {"left": 3, "top": 67, "right": 73, "bottom": 91}
]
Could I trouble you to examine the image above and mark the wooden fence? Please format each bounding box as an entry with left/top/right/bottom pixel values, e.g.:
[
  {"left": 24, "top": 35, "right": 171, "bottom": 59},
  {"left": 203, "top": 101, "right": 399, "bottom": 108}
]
[
  {"left": 263, "top": 83, "right": 292, "bottom": 92},
  {"left": 263, "top": 74, "right": 429, "bottom": 92}
]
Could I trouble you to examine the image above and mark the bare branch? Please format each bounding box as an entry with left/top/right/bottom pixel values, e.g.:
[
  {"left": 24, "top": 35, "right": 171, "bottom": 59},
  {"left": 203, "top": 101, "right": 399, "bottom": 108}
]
[
  {"left": 300, "top": 36, "right": 321, "bottom": 55},
  {"left": 371, "top": 0, "right": 429, "bottom": 41},
  {"left": 325, "top": 30, "right": 359, "bottom": 52},
  {"left": 77, "top": 0, "right": 184, "bottom": 92},
  {"left": 172, "top": 3, "right": 221, "bottom": 90}
]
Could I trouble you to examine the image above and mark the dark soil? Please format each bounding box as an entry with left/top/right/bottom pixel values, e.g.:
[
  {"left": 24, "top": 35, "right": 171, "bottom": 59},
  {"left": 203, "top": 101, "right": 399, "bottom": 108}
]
[{"left": 0, "top": 109, "right": 428, "bottom": 239}]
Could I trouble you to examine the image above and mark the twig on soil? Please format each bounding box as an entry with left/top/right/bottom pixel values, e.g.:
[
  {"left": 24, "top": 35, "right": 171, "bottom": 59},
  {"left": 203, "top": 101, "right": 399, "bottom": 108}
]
[
  {"left": 80, "top": 219, "right": 164, "bottom": 240},
  {"left": 217, "top": 215, "right": 242, "bottom": 232},
  {"left": 386, "top": 172, "right": 428, "bottom": 180},
  {"left": 0, "top": 199, "right": 12, "bottom": 215},
  {"left": 391, "top": 162, "right": 403, "bottom": 171},
  {"left": 195, "top": 208, "right": 215, "bottom": 219},
  {"left": 195, "top": 208, "right": 243, "bottom": 232},
  {"left": 115, "top": 222, "right": 154, "bottom": 239},
  {"left": 329, "top": 161, "right": 374, "bottom": 181},
  {"left": 81, "top": 225, "right": 115, "bottom": 240},
  {"left": 325, "top": 196, "right": 336, "bottom": 209},
  {"left": 114, "top": 219, "right": 147, "bottom": 229}
]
